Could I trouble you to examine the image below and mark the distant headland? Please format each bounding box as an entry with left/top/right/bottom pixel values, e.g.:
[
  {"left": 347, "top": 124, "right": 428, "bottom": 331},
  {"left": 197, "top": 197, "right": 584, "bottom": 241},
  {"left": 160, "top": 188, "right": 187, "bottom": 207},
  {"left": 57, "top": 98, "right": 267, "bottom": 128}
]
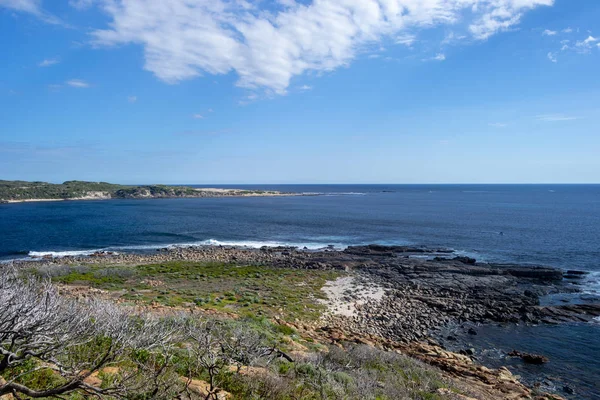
[{"left": 0, "top": 180, "right": 294, "bottom": 203}]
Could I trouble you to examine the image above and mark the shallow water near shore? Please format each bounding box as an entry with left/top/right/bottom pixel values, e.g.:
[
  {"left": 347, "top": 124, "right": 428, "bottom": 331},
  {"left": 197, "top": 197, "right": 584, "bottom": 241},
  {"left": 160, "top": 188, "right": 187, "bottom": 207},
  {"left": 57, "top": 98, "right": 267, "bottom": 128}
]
[
  {"left": 1, "top": 184, "right": 600, "bottom": 397},
  {"left": 441, "top": 322, "right": 600, "bottom": 399}
]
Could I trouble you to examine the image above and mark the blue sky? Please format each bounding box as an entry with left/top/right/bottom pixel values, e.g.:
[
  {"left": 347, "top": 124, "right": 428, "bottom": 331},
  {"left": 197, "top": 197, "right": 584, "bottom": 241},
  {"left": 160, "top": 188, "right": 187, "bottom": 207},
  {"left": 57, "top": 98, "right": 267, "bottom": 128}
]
[{"left": 1, "top": 0, "right": 599, "bottom": 184}]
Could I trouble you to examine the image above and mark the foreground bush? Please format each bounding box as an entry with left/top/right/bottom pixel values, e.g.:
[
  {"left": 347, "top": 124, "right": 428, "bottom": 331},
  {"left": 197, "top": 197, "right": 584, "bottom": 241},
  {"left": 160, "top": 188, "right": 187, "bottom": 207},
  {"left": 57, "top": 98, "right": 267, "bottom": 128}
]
[
  {"left": 1, "top": 268, "right": 456, "bottom": 399},
  {"left": 0, "top": 268, "right": 183, "bottom": 398}
]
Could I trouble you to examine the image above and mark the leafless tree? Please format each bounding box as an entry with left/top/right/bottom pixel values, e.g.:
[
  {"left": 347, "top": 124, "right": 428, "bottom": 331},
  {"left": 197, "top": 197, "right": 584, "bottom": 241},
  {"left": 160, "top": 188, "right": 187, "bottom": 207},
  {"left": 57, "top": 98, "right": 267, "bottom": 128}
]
[
  {"left": 0, "top": 267, "right": 183, "bottom": 398},
  {"left": 182, "top": 319, "right": 294, "bottom": 400}
]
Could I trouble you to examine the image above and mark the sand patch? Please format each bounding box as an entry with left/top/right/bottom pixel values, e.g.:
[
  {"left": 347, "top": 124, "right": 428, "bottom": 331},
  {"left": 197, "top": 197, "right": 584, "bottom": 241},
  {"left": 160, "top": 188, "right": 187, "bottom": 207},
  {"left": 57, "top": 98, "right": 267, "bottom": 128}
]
[{"left": 320, "top": 276, "right": 385, "bottom": 317}]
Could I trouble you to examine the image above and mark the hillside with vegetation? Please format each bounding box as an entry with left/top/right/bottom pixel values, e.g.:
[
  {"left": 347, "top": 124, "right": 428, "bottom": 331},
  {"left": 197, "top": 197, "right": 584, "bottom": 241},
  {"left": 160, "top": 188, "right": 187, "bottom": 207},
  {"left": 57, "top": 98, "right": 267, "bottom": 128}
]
[
  {"left": 1, "top": 264, "right": 465, "bottom": 400},
  {"left": 2, "top": 246, "right": 569, "bottom": 399},
  {"left": 0, "top": 180, "right": 284, "bottom": 203}
]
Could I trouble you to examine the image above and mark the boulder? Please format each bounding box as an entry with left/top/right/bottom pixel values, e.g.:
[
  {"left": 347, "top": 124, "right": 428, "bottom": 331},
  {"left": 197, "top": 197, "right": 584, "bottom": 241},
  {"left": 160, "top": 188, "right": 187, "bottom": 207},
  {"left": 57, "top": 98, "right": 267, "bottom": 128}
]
[{"left": 507, "top": 350, "right": 549, "bottom": 364}]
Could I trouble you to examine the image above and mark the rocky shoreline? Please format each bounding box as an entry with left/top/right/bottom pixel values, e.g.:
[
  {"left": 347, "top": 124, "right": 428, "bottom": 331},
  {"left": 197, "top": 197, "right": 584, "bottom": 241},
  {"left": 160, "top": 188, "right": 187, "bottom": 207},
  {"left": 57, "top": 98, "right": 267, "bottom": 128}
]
[
  {"left": 10, "top": 244, "right": 599, "bottom": 399},
  {"left": 12, "top": 244, "right": 599, "bottom": 340}
]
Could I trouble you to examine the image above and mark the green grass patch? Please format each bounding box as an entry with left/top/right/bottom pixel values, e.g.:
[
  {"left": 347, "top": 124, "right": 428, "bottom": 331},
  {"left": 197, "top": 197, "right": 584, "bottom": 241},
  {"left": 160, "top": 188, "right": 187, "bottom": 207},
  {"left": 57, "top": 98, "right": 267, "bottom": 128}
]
[{"left": 43, "top": 261, "right": 340, "bottom": 322}]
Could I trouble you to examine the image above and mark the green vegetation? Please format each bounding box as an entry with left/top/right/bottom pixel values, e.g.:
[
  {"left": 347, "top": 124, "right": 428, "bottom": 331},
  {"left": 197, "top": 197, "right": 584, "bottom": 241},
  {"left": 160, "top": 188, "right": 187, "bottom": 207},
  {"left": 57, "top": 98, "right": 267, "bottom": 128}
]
[
  {"left": 38, "top": 261, "right": 340, "bottom": 321},
  {"left": 3, "top": 265, "right": 466, "bottom": 400},
  {"left": 213, "top": 342, "right": 455, "bottom": 400},
  {"left": 0, "top": 180, "right": 126, "bottom": 201},
  {"left": 0, "top": 180, "right": 280, "bottom": 202}
]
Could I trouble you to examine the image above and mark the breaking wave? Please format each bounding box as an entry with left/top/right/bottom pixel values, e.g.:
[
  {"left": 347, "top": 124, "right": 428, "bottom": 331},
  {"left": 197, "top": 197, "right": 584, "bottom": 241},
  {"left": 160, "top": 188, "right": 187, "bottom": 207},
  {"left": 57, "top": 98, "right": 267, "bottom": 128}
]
[{"left": 26, "top": 238, "right": 349, "bottom": 259}]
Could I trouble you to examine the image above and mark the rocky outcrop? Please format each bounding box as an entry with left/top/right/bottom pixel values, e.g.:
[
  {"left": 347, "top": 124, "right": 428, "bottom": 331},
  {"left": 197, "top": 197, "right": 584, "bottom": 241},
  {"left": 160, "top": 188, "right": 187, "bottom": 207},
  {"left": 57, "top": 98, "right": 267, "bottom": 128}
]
[
  {"left": 14, "top": 244, "right": 586, "bottom": 342},
  {"left": 537, "top": 303, "right": 600, "bottom": 323},
  {"left": 507, "top": 350, "right": 549, "bottom": 365},
  {"left": 496, "top": 265, "right": 565, "bottom": 281},
  {"left": 294, "top": 326, "right": 564, "bottom": 400}
]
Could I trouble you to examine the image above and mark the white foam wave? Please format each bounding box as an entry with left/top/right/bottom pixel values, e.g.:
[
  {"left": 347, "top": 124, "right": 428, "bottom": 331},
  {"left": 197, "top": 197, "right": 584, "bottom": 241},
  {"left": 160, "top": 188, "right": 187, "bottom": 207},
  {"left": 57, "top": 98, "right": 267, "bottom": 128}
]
[
  {"left": 580, "top": 271, "right": 600, "bottom": 296},
  {"left": 28, "top": 249, "right": 116, "bottom": 258},
  {"left": 25, "top": 239, "right": 348, "bottom": 259},
  {"left": 169, "top": 239, "right": 347, "bottom": 250}
]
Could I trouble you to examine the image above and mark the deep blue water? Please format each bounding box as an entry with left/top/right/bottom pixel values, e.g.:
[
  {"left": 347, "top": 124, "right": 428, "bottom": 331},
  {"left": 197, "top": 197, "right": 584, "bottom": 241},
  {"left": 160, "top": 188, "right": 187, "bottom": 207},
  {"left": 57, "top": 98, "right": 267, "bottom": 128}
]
[
  {"left": 1, "top": 184, "right": 600, "bottom": 398},
  {"left": 2, "top": 184, "right": 600, "bottom": 271}
]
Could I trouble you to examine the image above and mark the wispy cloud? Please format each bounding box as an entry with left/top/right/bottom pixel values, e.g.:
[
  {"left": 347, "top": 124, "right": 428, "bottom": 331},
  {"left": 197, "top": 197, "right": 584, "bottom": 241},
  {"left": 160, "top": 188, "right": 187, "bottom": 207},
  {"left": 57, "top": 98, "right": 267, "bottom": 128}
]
[
  {"left": 489, "top": 122, "right": 508, "bottom": 128},
  {"left": 66, "top": 79, "right": 90, "bottom": 88},
  {"left": 238, "top": 93, "right": 259, "bottom": 106},
  {"left": 0, "top": 0, "right": 63, "bottom": 25},
  {"left": 299, "top": 85, "right": 312, "bottom": 91},
  {"left": 69, "top": 0, "right": 94, "bottom": 10},
  {"left": 442, "top": 32, "right": 467, "bottom": 45},
  {"left": 536, "top": 114, "right": 579, "bottom": 122},
  {"left": 542, "top": 29, "right": 557, "bottom": 36},
  {"left": 38, "top": 58, "right": 60, "bottom": 67},
  {"left": 581, "top": 35, "right": 598, "bottom": 45},
  {"left": 424, "top": 53, "right": 446, "bottom": 62},
  {"left": 127, "top": 95, "right": 137, "bottom": 103},
  {"left": 575, "top": 35, "right": 598, "bottom": 53},
  {"left": 87, "top": 0, "right": 553, "bottom": 95},
  {"left": 546, "top": 31, "right": 597, "bottom": 59},
  {"left": 192, "top": 113, "right": 204, "bottom": 119},
  {"left": 395, "top": 34, "right": 416, "bottom": 47}
]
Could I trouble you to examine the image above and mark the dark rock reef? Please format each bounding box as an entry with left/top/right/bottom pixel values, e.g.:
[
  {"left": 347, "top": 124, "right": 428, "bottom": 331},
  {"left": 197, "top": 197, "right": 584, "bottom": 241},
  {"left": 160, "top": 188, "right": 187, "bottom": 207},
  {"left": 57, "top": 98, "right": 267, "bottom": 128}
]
[{"left": 13, "top": 244, "right": 599, "bottom": 345}]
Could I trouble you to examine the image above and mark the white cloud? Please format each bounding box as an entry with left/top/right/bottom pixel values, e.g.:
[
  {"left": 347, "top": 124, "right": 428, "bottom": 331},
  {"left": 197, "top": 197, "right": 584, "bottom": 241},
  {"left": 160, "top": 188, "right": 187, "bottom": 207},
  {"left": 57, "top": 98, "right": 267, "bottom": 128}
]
[
  {"left": 542, "top": 29, "right": 557, "bottom": 36},
  {"left": 0, "top": 0, "right": 62, "bottom": 24},
  {"left": 582, "top": 35, "right": 598, "bottom": 44},
  {"left": 547, "top": 52, "right": 557, "bottom": 63},
  {"left": 489, "top": 122, "right": 507, "bottom": 127},
  {"left": 38, "top": 57, "right": 59, "bottom": 67},
  {"left": 85, "top": 0, "right": 553, "bottom": 94},
  {"left": 0, "top": 0, "right": 41, "bottom": 14},
  {"left": 299, "top": 85, "right": 312, "bottom": 91},
  {"left": 395, "top": 34, "right": 416, "bottom": 47},
  {"left": 69, "top": 0, "right": 94, "bottom": 10},
  {"left": 468, "top": 0, "right": 554, "bottom": 40},
  {"left": 128, "top": 95, "right": 137, "bottom": 103},
  {"left": 192, "top": 113, "right": 204, "bottom": 119},
  {"left": 562, "top": 27, "right": 573, "bottom": 33},
  {"left": 424, "top": 53, "right": 446, "bottom": 62},
  {"left": 536, "top": 114, "right": 579, "bottom": 122},
  {"left": 442, "top": 32, "right": 467, "bottom": 45},
  {"left": 66, "top": 79, "right": 90, "bottom": 88},
  {"left": 575, "top": 35, "right": 598, "bottom": 53}
]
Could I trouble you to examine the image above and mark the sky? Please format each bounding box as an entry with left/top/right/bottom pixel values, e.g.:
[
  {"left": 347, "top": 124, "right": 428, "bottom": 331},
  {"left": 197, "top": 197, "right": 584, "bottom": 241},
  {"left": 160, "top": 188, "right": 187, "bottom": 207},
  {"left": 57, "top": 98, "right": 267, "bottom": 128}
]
[{"left": 1, "top": 0, "right": 599, "bottom": 184}]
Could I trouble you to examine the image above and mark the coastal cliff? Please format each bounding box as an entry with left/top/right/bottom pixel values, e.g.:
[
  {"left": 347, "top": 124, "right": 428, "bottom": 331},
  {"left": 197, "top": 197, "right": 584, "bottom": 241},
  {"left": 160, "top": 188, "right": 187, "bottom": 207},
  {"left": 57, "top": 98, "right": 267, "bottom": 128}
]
[{"left": 0, "top": 180, "right": 288, "bottom": 203}]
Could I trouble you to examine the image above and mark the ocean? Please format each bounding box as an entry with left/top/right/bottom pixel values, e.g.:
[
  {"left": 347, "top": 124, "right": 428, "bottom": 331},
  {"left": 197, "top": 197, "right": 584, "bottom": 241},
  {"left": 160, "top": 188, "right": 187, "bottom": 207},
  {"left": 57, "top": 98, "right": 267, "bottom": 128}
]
[{"left": 1, "top": 184, "right": 599, "bottom": 397}]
